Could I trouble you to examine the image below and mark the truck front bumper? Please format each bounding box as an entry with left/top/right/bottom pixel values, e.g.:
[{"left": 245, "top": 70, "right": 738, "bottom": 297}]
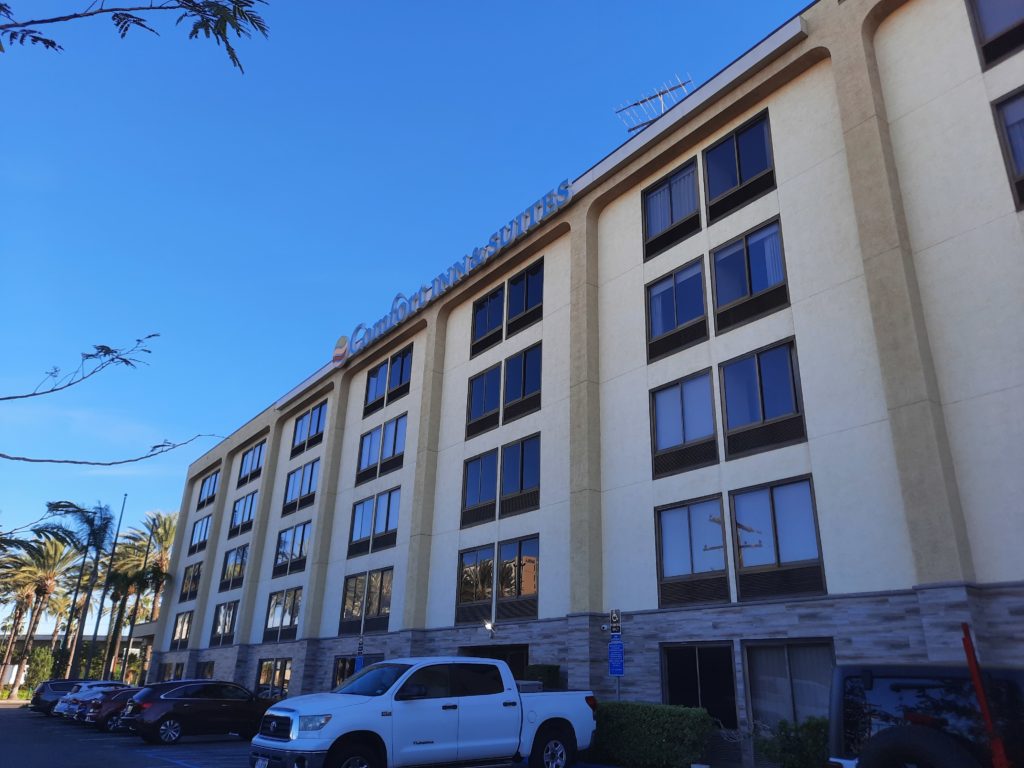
[{"left": 250, "top": 744, "right": 329, "bottom": 768}]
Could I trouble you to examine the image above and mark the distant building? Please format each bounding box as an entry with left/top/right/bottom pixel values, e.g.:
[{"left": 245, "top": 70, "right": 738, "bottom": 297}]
[{"left": 154, "top": 0, "right": 1023, "bottom": 760}]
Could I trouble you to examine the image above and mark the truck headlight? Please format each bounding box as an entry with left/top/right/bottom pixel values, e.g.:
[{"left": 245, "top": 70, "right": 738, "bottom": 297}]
[{"left": 298, "top": 714, "right": 332, "bottom": 731}]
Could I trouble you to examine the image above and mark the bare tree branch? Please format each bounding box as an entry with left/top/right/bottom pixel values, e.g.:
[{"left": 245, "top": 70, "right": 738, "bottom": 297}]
[
  {"left": 0, "top": 4, "right": 182, "bottom": 30},
  {"left": 0, "top": 434, "right": 220, "bottom": 466},
  {"left": 0, "top": 335, "right": 158, "bottom": 402}
]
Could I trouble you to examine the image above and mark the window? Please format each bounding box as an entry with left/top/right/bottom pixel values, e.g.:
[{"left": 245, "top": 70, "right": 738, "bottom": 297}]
[
  {"left": 197, "top": 471, "right": 219, "bottom": 510},
  {"left": 364, "top": 346, "right": 415, "bottom": 417},
  {"left": 704, "top": 112, "right": 774, "bottom": 222},
  {"left": 646, "top": 259, "right": 707, "bottom": 361},
  {"left": 387, "top": 346, "right": 413, "bottom": 401},
  {"left": 333, "top": 654, "right": 386, "bottom": 688},
  {"left": 179, "top": 562, "right": 201, "bottom": 602},
  {"left": 720, "top": 341, "right": 805, "bottom": 458},
  {"left": 471, "top": 286, "right": 505, "bottom": 356},
  {"left": 229, "top": 490, "right": 258, "bottom": 537},
  {"left": 663, "top": 645, "right": 738, "bottom": 729},
  {"left": 339, "top": 568, "right": 392, "bottom": 635},
  {"left": 454, "top": 663, "right": 505, "bottom": 696},
  {"left": 643, "top": 161, "right": 701, "bottom": 259},
  {"left": 507, "top": 259, "right": 544, "bottom": 335},
  {"left": 657, "top": 497, "right": 729, "bottom": 606},
  {"left": 284, "top": 458, "right": 319, "bottom": 514},
  {"left": 273, "top": 521, "right": 311, "bottom": 578},
  {"left": 364, "top": 360, "right": 389, "bottom": 415},
  {"left": 398, "top": 664, "right": 451, "bottom": 699},
  {"left": 712, "top": 220, "right": 787, "bottom": 332},
  {"left": 219, "top": 544, "right": 248, "bottom": 592},
  {"left": 237, "top": 441, "right": 265, "bottom": 487},
  {"left": 456, "top": 544, "right": 494, "bottom": 624},
  {"left": 256, "top": 658, "right": 292, "bottom": 701},
  {"left": 356, "top": 413, "right": 407, "bottom": 484},
  {"left": 158, "top": 662, "right": 185, "bottom": 682},
  {"left": 500, "top": 434, "right": 540, "bottom": 517},
  {"left": 348, "top": 487, "right": 400, "bottom": 557},
  {"left": 462, "top": 449, "right": 498, "bottom": 527},
  {"left": 995, "top": 89, "right": 1024, "bottom": 208},
  {"left": 968, "top": 0, "right": 1024, "bottom": 67},
  {"left": 732, "top": 477, "right": 824, "bottom": 600},
  {"left": 170, "top": 611, "right": 192, "bottom": 651},
  {"left": 291, "top": 400, "right": 327, "bottom": 457},
  {"left": 188, "top": 515, "right": 211, "bottom": 556},
  {"left": 195, "top": 661, "right": 215, "bottom": 679},
  {"left": 497, "top": 536, "right": 539, "bottom": 620},
  {"left": 210, "top": 601, "right": 238, "bottom": 646},
  {"left": 264, "top": 587, "right": 302, "bottom": 642},
  {"left": 650, "top": 370, "right": 717, "bottom": 478},
  {"left": 503, "top": 343, "right": 542, "bottom": 422},
  {"left": 466, "top": 364, "right": 501, "bottom": 438},
  {"left": 746, "top": 642, "right": 833, "bottom": 729}
]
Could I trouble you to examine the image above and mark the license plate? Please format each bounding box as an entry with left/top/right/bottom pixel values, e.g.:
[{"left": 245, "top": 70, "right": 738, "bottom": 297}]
[{"left": 254, "top": 758, "right": 269, "bottom": 768}]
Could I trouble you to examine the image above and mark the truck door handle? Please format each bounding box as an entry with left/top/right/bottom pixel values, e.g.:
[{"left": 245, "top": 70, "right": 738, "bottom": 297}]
[
  {"left": 503, "top": 701, "right": 518, "bottom": 707},
  {"left": 441, "top": 704, "right": 458, "bottom": 710}
]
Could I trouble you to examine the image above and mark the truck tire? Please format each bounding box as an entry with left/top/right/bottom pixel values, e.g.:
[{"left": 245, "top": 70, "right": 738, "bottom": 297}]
[
  {"left": 530, "top": 723, "right": 577, "bottom": 768},
  {"left": 858, "top": 725, "right": 981, "bottom": 768},
  {"left": 328, "top": 740, "right": 381, "bottom": 768}
]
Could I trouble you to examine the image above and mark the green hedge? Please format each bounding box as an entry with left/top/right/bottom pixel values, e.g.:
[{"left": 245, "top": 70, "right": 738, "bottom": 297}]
[
  {"left": 755, "top": 717, "right": 829, "bottom": 768},
  {"left": 591, "top": 702, "right": 714, "bottom": 768}
]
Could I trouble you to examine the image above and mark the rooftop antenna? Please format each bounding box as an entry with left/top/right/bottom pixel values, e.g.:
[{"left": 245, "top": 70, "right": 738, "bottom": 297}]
[{"left": 615, "top": 73, "right": 693, "bottom": 134}]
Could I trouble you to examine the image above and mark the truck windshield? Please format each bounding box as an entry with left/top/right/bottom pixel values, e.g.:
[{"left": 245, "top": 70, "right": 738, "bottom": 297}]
[{"left": 334, "top": 664, "right": 411, "bottom": 697}]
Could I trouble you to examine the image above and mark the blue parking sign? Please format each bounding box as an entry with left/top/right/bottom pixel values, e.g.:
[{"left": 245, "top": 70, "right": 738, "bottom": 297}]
[{"left": 608, "top": 639, "right": 624, "bottom": 677}]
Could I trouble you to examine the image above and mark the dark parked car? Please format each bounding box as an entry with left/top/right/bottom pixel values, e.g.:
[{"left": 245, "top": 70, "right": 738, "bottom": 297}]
[
  {"left": 120, "top": 680, "right": 271, "bottom": 745},
  {"left": 829, "top": 664, "right": 1024, "bottom": 768},
  {"left": 84, "top": 687, "right": 139, "bottom": 731},
  {"left": 29, "top": 679, "right": 88, "bottom": 716}
]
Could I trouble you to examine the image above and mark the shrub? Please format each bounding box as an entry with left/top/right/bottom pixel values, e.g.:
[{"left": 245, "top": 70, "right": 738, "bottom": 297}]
[
  {"left": 755, "top": 717, "right": 829, "bottom": 768},
  {"left": 25, "top": 647, "right": 54, "bottom": 692},
  {"left": 522, "top": 664, "right": 561, "bottom": 690},
  {"left": 591, "top": 701, "right": 714, "bottom": 768}
]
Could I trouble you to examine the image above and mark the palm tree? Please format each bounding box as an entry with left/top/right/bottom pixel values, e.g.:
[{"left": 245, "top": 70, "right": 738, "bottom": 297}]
[
  {"left": 102, "top": 567, "right": 136, "bottom": 678},
  {"left": 0, "top": 582, "right": 35, "bottom": 681},
  {"left": 5, "top": 540, "right": 80, "bottom": 697},
  {"left": 46, "top": 593, "right": 70, "bottom": 653},
  {"left": 118, "top": 512, "right": 175, "bottom": 623},
  {"left": 52, "top": 503, "right": 114, "bottom": 678}
]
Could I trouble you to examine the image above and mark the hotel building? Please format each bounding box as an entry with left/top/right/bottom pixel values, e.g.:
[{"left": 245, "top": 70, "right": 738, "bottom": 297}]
[{"left": 153, "top": 0, "right": 1024, "bottom": 755}]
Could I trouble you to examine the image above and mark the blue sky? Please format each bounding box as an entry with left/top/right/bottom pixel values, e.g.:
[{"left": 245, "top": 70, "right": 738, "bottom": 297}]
[{"left": 0, "top": 0, "right": 810, "bottom": 543}]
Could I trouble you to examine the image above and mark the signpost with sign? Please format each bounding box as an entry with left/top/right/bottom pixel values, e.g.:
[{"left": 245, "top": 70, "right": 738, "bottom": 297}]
[{"left": 607, "top": 609, "right": 624, "bottom": 700}]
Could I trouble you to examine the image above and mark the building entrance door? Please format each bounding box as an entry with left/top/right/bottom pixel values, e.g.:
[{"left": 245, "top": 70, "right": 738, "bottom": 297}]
[{"left": 662, "top": 644, "right": 737, "bottom": 729}]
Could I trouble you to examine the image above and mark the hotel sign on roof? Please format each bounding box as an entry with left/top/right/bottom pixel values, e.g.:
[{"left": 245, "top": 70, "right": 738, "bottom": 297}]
[{"left": 333, "top": 179, "right": 572, "bottom": 367}]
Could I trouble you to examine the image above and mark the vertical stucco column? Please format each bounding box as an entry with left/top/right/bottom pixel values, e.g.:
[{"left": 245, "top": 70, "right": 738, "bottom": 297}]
[
  {"left": 402, "top": 312, "right": 447, "bottom": 629},
  {"left": 820, "top": 0, "right": 974, "bottom": 584},
  {"left": 302, "top": 377, "right": 346, "bottom": 643},
  {"left": 567, "top": 207, "right": 604, "bottom": 613}
]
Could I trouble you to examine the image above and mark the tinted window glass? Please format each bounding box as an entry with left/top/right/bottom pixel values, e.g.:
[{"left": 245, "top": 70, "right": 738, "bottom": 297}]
[
  {"left": 335, "top": 663, "right": 410, "bottom": 696},
  {"left": 738, "top": 119, "right": 770, "bottom": 182},
  {"left": 706, "top": 138, "right": 738, "bottom": 200},
  {"left": 975, "top": 0, "right": 1024, "bottom": 40},
  {"left": 723, "top": 356, "right": 761, "bottom": 429},
  {"left": 399, "top": 665, "right": 451, "bottom": 699},
  {"left": 714, "top": 241, "right": 747, "bottom": 307},
  {"left": 1000, "top": 93, "right": 1024, "bottom": 176},
  {"left": 455, "top": 664, "right": 504, "bottom": 696}
]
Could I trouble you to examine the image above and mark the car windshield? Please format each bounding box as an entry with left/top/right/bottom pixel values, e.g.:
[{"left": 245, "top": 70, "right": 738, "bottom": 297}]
[{"left": 333, "top": 664, "right": 411, "bottom": 697}]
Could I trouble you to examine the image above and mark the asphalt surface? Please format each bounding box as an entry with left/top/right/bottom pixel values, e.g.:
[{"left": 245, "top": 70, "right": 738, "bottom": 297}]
[
  {"left": 0, "top": 704, "right": 613, "bottom": 768},
  {"left": 0, "top": 705, "right": 252, "bottom": 768}
]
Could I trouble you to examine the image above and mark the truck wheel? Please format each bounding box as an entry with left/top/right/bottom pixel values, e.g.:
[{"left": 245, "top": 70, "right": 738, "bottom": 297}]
[
  {"left": 328, "top": 741, "right": 381, "bottom": 768},
  {"left": 530, "top": 723, "right": 576, "bottom": 768},
  {"left": 858, "top": 725, "right": 981, "bottom": 768}
]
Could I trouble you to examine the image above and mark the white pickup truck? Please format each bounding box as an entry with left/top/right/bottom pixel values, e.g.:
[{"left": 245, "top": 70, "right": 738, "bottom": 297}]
[{"left": 249, "top": 656, "right": 597, "bottom": 768}]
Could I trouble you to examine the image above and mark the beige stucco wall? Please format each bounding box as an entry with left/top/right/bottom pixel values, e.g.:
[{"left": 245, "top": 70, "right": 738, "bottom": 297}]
[
  {"left": 875, "top": 0, "right": 1024, "bottom": 584},
  {"left": 596, "top": 59, "right": 916, "bottom": 611},
  {"left": 425, "top": 235, "right": 573, "bottom": 628}
]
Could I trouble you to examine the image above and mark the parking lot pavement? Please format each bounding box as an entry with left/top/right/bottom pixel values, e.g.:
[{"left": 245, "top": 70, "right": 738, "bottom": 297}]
[
  {"left": 1, "top": 705, "right": 616, "bottom": 768},
  {"left": 0, "top": 706, "right": 251, "bottom": 768}
]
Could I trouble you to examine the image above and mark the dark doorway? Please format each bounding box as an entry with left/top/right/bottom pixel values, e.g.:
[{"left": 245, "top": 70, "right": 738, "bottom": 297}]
[
  {"left": 459, "top": 644, "right": 529, "bottom": 679},
  {"left": 663, "top": 644, "right": 737, "bottom": 728}
]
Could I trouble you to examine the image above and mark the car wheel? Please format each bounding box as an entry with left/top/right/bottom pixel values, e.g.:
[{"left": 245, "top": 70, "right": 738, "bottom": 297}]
[
  {"left": 328, "top": 740, "right": 381, "bottom": 768},
  {"left": 858, "top": 725, "right": 982, "bottom": 768},
  {"left": 45, "top": 703, "right": 56, "bottom": 717},
  {"left": 153, "top": 717, "right": 184, "bottom": 745},
  {"left": 530, "top": 723, "right": 576, "bottom": 768}
]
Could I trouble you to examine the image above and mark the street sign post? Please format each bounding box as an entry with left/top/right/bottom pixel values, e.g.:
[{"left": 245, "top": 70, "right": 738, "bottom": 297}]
[
  {"left": 608, "top": 636, "right": 624, "bottom": 677},
  {"left": 609, "top": 609, "right": 621, "bottom": 634}
]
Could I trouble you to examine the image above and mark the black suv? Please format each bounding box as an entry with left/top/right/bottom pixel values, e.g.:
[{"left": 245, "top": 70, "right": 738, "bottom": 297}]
[
  {"left": 30, "top": 679, "right": 89, "bottom": 716},
  {"left": 120, "top": 680, "right": 271, "bottom": 745},
  {"left": 829, "top": 664, "right": 1024, "bottom": 768}
]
